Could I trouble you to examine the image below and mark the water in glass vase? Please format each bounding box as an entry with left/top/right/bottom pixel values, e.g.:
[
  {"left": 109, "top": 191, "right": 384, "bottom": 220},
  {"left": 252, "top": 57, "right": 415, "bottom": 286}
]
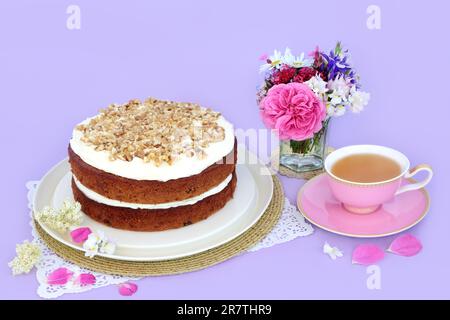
[{"left": 279, "top": 120, "right": 328, "bottom": 173}]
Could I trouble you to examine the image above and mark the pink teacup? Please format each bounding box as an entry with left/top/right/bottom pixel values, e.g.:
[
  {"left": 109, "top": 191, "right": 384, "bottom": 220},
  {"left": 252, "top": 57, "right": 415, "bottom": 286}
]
[{"left": 324, "top": 145, "right": 433, "bottom": 214}]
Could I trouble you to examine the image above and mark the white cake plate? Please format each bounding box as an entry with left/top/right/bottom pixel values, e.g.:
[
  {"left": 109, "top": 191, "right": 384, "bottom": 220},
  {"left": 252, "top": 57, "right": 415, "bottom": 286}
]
[{"left": 33, "top": 147, "right": 274, "bottom": 261}]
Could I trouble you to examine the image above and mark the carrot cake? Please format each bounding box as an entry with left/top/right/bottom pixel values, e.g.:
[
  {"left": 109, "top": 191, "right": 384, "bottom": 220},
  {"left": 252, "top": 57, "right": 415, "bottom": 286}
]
[{"left": 68, "top": 98, "right": 237, "bottom": 231}]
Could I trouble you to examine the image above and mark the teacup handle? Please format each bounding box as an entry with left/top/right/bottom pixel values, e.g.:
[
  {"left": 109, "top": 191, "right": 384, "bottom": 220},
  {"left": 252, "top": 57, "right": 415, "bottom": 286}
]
[{"left": 395, "top": 164, "right": 433, "bottom": 196}]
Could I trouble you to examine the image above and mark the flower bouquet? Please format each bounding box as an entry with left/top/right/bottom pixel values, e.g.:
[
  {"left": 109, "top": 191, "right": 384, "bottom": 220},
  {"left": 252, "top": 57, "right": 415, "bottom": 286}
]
[{"left": 258, "top": 42, "right": 370, "bottom": 173}]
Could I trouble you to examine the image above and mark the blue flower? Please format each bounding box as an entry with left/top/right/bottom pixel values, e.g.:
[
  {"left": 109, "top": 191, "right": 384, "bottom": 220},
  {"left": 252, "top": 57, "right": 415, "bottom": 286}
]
[{"left": 318, "top": 42, "right": 358, "bottom": 86}]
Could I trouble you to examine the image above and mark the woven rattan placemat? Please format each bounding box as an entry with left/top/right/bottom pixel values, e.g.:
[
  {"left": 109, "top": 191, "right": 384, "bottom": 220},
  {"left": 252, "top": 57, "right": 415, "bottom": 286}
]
[{"left": 34, "top": 175, "right": 284, "bottom": 277}]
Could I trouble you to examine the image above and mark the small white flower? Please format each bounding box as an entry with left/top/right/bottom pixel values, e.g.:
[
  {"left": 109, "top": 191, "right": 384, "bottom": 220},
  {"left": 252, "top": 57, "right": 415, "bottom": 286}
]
[
  {"left": 348, "top": 88, "right": 370, "bottom": 113},
  {"left": 101, "top": 241, "right": 116, "bottom": 255},
  {"left": 323, "top": 242, "right": 343, "bottom": 260},
  {"left": 329, "top": 89, "right": 348, "bottom": 107},
  {"left": 305, "top": 75, "right": 327, "bottom": 95},
  {"left": 334, "top": 105, "right": 346, "bottom": 117},
  {"left": 282, "top": 47, "right": 295, "bottom": 66},
  {"left": 259, "top": 49, "right": 283, "bottom": 73},
  {"left": 290, "top": 52, "right": 312, "bottom": 68},
  {"left": 327, "top": 104, "right": 346, "bottom": 117},
  {"left": 82, "top": 230, "right": 116, "bottom": 258},
  {"left": 329, "top": 92, "right": 343, "bottom": 105},
  {"left": 83, "top": 233, "right": 101, "bottom": 258},
  {"left": 269, "top": 49, "right": 283, "bottom": 66},
  {"left": 287, "top": 48, "right": 313, "bottom": 67},
  {"left": 35, "top": 200, "right": 83, "bottom": 233},
  {"left": 259, "top": 48, "right": 312, "bottom": 72},
  {"left": 327, "top": 76, "right": 351, "bottom": 97},
  {"left": 8, "top": 240, "right": 41, "bottom": 275},
  {"left": 283, "top": 50, "right": 312, "bottom": 68}
]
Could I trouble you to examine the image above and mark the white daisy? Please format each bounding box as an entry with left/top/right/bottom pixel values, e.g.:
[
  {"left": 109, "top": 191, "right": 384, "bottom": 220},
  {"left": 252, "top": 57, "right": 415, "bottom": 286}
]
[
  {"left": 282, "top": 48, "right": 295, "bottom": 65},
  {"left": 290, "top": 52, "right": 312, "bottom": 68},
  {"left": 259, "top": 49, "right": 283, "bottom": 73}
]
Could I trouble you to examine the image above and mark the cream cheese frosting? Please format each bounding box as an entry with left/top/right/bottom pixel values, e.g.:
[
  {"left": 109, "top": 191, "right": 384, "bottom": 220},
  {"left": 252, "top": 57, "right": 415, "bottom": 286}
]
[
  {"left": 73, "top": 174, "right": 233, "bottom": 209},
  {"left": 69, "top": 115, "right": 235, "bottom": 182}
]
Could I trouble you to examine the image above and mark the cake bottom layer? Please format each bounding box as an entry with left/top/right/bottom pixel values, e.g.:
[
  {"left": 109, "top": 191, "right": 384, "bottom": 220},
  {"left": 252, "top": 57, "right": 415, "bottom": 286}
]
[{"left": 71, "top": 172, "right": 237, "bottom": 232}]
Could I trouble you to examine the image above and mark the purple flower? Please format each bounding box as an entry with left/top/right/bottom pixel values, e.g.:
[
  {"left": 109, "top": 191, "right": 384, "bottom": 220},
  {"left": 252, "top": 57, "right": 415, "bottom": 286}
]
[{"left": 318, "top": 42, "right": 358, "bottom": 86}]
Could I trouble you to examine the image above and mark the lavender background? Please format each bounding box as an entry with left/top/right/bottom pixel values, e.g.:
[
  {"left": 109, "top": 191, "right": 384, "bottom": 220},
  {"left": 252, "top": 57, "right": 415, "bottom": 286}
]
[{"left": 1, "top": 0, "right": 449, "bottom": 299}]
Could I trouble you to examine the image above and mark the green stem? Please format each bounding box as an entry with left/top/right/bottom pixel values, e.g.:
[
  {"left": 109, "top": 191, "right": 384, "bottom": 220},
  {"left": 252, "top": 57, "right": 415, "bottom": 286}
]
[
  {"left": 290, "top": 139, "right": 310, "bottom": 154},
  {"left": 289, "top": 119, "right": 329, "bottom": 154}
]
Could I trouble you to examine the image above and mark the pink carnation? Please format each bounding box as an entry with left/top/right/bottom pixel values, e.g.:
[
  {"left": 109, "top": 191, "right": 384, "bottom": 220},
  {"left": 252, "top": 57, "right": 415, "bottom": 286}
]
[{"left": 259, "top": 83, "right": 326, "bottom": 140}]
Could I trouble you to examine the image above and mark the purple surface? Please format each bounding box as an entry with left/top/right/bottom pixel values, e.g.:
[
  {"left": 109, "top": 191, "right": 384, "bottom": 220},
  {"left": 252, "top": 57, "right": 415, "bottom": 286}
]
[{"left": 1, "top": 0, "right": 449, "bottom": 299}]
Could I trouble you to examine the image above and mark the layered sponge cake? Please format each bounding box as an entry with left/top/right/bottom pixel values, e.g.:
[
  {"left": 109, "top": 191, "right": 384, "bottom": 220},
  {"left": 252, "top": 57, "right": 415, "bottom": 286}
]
[{"left": 68, "top": 98, "right": 237, "bottom": 231}]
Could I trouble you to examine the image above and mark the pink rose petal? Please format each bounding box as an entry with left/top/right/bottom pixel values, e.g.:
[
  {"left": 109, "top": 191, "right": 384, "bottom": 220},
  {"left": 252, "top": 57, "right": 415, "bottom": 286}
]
[
  {"left": 74, "top": 273, "right": 96, "bottom": 286},
  {"left": 352, "top": 244, "right": 385, "bottom": 265},
  {"left": 259, "top": 83, "right": 326, "bottom": 140},
  {"left": 387, "top": 234, "right": 422, "bottom": 257},
  {"left": 70, "top": 227, "right": 92, "bottom": 244},
  {"left": 47, "top": 267, "right": 74, "bottom": 285},
  {"left": 118, "top": 282, "right": 138, "bottom": 296}
]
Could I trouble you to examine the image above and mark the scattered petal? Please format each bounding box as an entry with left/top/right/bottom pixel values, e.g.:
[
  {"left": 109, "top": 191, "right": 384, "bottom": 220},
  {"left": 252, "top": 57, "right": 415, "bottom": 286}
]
[
  {"left": 74, "top": 273, "right": 96, "bottom": 286},
  {"left": 8, "top": 240, "right": 41, "bottom": 275},
  {"left": 118, "top": 282, "right": 138, "bottom": 296},
  {"left": 70, "top": 227, "right": 92, "bottom": 244},
  {"left": 47, "top": 267, "right": 74, "bottom": 285},
  {"left": 323, "top": 242, "right": 343, "bottom": 260},
  {"left": 387, "top": 234, "right": 422, "bottom": 257},
  {"left": 352, "top": 244, "right": 385, "bottom": 265}
]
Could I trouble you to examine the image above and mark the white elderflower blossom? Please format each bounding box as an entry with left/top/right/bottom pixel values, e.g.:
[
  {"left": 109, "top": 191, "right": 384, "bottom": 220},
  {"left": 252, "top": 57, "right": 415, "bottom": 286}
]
[
  {"left": 8, "top": 240, "right": 41, "bottom": 275},
  {"left": 35, "top": 199, "right": 83, "bottom": 233}
]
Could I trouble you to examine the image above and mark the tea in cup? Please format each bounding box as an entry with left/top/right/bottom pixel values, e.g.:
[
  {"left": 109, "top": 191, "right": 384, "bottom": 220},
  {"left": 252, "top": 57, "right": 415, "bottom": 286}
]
[{"left": 324, "top": 145, "right": 433, "bottom": 214}]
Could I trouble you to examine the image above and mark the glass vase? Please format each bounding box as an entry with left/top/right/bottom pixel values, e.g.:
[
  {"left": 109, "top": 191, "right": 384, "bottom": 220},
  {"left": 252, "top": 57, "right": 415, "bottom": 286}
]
[{"left": 279, "top": 119, "right": 329, "bottom": 173}]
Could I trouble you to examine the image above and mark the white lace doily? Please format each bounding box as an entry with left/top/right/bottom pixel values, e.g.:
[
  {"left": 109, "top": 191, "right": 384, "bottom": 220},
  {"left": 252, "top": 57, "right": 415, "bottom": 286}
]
[{"left": 26, "top": 180, "right": 313, "bottom": 299}]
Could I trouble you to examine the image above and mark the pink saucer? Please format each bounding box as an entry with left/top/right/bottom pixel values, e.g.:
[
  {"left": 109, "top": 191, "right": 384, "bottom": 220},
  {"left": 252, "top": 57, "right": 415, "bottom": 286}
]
[{"left": 297, "top": 173, "right": 430, "bottom": 238}]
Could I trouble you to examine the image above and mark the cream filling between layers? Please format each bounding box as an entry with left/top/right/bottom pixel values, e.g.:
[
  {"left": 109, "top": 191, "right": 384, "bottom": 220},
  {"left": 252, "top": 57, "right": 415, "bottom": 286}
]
[
  {"left": 73, "top": 174, "right": 233, "bottom": 210},
  {"left": 69, "top": 116, "right": 235, "bottom": 182}
]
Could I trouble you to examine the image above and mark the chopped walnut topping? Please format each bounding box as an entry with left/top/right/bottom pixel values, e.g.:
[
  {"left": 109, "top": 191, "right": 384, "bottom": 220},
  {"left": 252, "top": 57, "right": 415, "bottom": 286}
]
[{"left": 76, "top": 98, "right": 226, "bottom": 166}]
